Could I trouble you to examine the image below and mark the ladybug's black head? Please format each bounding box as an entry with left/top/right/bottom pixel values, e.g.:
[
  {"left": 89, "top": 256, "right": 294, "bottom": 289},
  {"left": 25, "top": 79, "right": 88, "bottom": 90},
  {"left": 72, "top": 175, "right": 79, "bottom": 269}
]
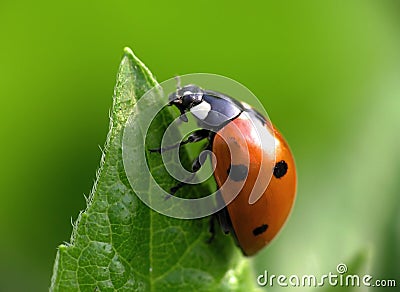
[{"left": 168, "top": 85, "right": 204, "bottom": 122}]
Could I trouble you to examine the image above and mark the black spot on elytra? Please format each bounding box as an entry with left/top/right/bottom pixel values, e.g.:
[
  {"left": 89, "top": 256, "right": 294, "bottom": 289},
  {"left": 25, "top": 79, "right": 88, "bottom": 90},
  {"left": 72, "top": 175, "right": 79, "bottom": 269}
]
[
  {"left": 253, "top": 224, "right": 268, "bottom": 236},
  {"left": 273, "top": 160, "right": 288, "bottom": 178},
  {"left": 227, "top": 164, "right": 248, "bottom": 181}
]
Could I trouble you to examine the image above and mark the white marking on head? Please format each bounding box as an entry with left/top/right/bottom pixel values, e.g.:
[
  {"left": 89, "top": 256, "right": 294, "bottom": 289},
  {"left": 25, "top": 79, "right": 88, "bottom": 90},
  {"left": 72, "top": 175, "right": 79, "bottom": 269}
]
[{"left": 190, "top": 101, "right": 211, "bottom": 120}]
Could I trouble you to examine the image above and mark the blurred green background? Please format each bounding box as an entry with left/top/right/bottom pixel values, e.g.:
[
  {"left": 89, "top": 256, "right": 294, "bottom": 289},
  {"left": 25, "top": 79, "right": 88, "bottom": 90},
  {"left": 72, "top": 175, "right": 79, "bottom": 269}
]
[{"left": 1, "top": 0, "right": 399, "bottom": 291}]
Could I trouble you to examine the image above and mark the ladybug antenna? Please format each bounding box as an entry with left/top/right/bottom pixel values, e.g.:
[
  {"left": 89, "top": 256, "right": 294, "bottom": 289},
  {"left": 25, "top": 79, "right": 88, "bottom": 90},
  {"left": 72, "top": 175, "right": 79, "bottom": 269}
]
[
  {"left": 175, "top": 75, "right": 182, "bottom": 91},
  {"left": 166, "top": 76, "right": 182, "bottom": 107}
]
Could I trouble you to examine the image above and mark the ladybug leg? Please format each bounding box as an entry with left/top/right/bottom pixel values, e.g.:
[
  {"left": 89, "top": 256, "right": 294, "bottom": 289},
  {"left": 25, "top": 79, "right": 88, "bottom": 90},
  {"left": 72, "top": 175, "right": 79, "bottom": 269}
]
[
  {"left": 206, "top": 214, "right": 217, "bottom": 244},
  {"left": 191, "top": 148, "right": 209, "bottom": 172},
  {"left": 207, "top": 192, "right": 230, "bottom": 243},
  {"left": 217, "top": 207, "right": 242, "bottom": 250},
  {"left": 169, "top": 148, "right": 210, "bottom": 196},
  {"left": 169, "top": 181, "right": 188, "bottom": 197},
  {"left": 207, "top": 208, "right": 234, "bottom": 243},
  {"left": 149, "top": 129, "right": 209, "bottom": 153},
  {"left": 217, "top": 207, "right": 233, "bottom": 235}
]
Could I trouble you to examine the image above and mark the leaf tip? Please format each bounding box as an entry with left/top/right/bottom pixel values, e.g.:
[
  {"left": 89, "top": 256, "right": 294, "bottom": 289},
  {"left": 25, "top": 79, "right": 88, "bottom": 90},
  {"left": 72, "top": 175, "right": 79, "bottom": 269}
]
[
  {"left": 123, "top": 46, "right": 134, "bottom": 57},
  {"left": 122, "top": 46, "right": 142, "bottom": 65},
  {"left": 121, "top": 47, "right": 156, "bottom": 84}
]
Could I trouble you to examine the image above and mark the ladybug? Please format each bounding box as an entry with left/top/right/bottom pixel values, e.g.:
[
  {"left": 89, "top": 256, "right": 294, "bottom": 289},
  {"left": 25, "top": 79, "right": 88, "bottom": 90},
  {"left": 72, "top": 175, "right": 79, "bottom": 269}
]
[{"left": 151, "top": 84, "right": 297, "bottom": 256}]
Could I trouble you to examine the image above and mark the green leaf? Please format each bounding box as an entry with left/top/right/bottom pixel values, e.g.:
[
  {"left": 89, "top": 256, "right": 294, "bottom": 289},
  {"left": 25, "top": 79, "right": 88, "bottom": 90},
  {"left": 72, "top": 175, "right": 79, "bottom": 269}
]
[{"left": 50, "top": 47, "right": 258, "bottom": 291}]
